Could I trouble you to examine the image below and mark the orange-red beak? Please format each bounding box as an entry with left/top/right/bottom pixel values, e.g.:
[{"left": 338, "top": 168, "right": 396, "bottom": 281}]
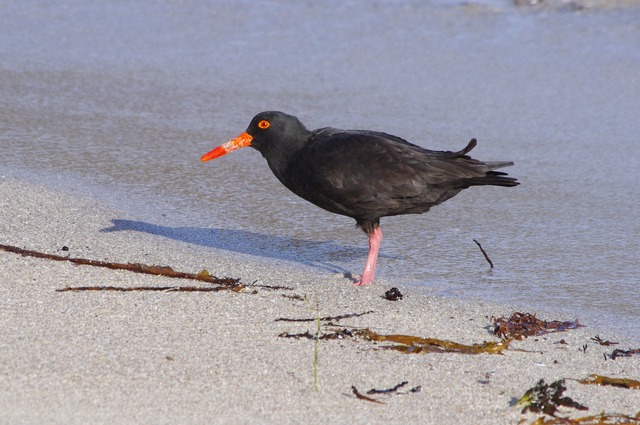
[{"left": 200, "top": 131, "right": 253, "bottom": 162}]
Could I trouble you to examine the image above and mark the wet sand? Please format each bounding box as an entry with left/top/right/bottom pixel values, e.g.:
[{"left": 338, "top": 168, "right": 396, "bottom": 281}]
[
  {"left": 3, "top": 0, "right": 640, "bottom": 327},
  {"left": 1, "top": 176, "right": 638, "bottom": 424}
]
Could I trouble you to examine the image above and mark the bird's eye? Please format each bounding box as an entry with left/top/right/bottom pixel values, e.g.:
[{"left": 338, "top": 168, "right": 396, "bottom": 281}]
[{"left": 258, "top": 120, "right": 270, "bottom": 129}]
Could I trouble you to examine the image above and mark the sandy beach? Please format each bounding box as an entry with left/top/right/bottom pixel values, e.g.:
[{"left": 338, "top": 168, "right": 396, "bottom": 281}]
[
  {"left": 2, "top": 0, "right": 640, "bottom": 422},
  {"left": 1, "top": 176, "right": 638, "bottom": 424}
]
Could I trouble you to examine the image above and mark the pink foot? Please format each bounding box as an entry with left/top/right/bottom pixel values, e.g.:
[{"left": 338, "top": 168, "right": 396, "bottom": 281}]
[
  {"left": 354, "top": 276, "right": 372, "bottom": 286},
  {"left": 354, "top": 227, "right": 382, "bottom": 286}
]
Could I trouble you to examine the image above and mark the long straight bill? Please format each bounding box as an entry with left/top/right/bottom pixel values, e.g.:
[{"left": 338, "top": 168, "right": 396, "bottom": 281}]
[{"left": 201, "top": 132, "right": 253, "bottom": 162}]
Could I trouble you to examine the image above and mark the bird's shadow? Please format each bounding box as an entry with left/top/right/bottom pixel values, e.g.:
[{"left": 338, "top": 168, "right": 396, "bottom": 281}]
[{"left": 101, "top": 219, "right": 374, "bottom": 275}]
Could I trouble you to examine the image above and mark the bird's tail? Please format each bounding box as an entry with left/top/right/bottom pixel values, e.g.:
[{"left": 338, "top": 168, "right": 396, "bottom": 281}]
[
  {"left": 449, "top": 139, "right": 519, "bottom": 188},
  {"left": 469, "top": 170, "right": 519, "bottom": 187},
  {"left": 484, "top": 160, "right": 515, "bottom": 171}
]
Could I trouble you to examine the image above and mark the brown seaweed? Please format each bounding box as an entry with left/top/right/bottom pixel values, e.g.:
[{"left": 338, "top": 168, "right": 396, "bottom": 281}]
[
  {"left": 492, "top": 312, "right": 584, "bottom": 340},
  {"left": 590, "top": 335, "right": 619, "bottom": 346},
  {"left": 351, "top": 386, "right": 385, "bottom": 404},
  {"left": 384, "top": 287, "right": 403, "bottom": 301},
  {"left": 366, "top": 381, "right": 408, "bottom": 394},
  {"left": 1, "top": 243, "right": 293, "bottom": 292},
  {"left": 366, "top": 381, "right": 422, "bottom": 395},
  {"left": 281, "top": 294, "right": 306, "bottom": 301},
  {"left": 1, "top": 243, "right": 240, "bottom": 284},
  {"left": 606, "top": 348, "right": 640, "bottom": 360},
  {"left": 516, "top": 379, "right": 588, "bottom": 417},
  {"left": 578, "top": 374, "right": 640, "bottom": 389},
  {"left": 355, "top": 328, "right": 509, "bottom": 354},
  {"left": 275, "top": 310, "right": 375, "bottom": 323},
  {"left": 279, "top": 331, "right": 316, "bottom": 339},
  {"left": 527, "top": 412, "right": 640, "bottom": 424},
  {"left": 278, "top": 326, "right": 508, "bottom": 354},
  {"left": 56, "top": 285, "right": 243, "bottom": 293},
  {"left": 279, "top": 328, "right": 355, "bottom": 340}
]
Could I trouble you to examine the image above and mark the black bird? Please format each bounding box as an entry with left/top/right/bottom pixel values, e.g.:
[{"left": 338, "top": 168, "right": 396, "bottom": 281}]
[{"left": 201, "top": 111, "right": 518, "bottom": 286}]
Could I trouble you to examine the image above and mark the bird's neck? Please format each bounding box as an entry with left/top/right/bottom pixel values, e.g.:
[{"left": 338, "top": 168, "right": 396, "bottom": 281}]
[{"left": 259, "top": 131, "right": 310, "bottom": 185}]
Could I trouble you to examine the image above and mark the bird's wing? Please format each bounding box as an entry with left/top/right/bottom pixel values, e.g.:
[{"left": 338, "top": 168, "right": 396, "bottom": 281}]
[{"left": 286, "top": 129, "right": 489, "bottom": 217}]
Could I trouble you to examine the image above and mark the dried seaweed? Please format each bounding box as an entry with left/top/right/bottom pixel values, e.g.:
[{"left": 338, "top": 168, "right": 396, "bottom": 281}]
[
  {"left": 473, "top": 239, "right": 494, "bottom": 268},
  {"left": 606, "top": 348, "right": 640, "bottom": 360},
  {"left": 527, "top": 412, "right": 640, "bottom": 424},
  {"left": 279, "top": 331, "right": 316, "bottom": 339},
  {"left": 578, "top": 374, "right": 640, "bottom": 389},
  {"left": 366, "top": 381, "right": 408, "bottom": 394},
  {"left": 355, "top": 328, "right": 509, "bottom": 354},
  {"left": 279, "top": 328, "right": 355, "bottom": 340},
  {"left": 275, "top": 310, "right": 374, "bottom": 323},
  {"left": 246, "top": 282, "right": 294, "bottom": 291},
  {"left": 318, "top": 328, "right": 355, "bottom": 340},
  {"left": 279, "top": 326, "right": 507, "bottom": 354},
  {"left": 281, "top": 294, "right": 306, "bottom": 301},
  {"left": 1, "top": 243, "right": 243, "bottom": 286},
  {"left": 351, "top": 381, "right": 421, "bottom": 403},
  {"left": 516, "top": 379, "right": 588, "bottom": 417},
  {"left": 492, "top": 312, "right": 584, "bottom": 340},
  {"left": 57, "top": 285, "right": 243, "bottom": 293},
  {"left": 368, "top": 381, "right": 422, "bottom": 395},
  {"left": 1, "top": 243, "right": 294, "bottom": 292},
  {"left": 384, "top": 287, "right": 403, "bottom": 301},
  {"left": 590, "top": 335, "right": 619, "bottom": 346},
  {"left": 351, "top": 386, "right": 385, "bottom": 404}
]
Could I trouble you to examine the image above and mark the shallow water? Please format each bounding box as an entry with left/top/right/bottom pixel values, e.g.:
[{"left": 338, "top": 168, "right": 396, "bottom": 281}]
[{"left": 1, "top": 0, "right": 639, "bottom": 334}]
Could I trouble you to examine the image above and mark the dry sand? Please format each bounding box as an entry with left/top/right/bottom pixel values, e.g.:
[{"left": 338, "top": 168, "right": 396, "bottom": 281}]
[{"left": 1, "top": 176, "right": 639, "bottom": 424}]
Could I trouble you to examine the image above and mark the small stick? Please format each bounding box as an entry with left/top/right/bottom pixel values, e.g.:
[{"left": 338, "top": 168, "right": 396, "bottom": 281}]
[{"left": 473, "top": 239, "right": 494, "bottom": 268}]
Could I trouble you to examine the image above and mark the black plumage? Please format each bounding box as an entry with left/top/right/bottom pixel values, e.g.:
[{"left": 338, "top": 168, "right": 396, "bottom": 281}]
[{"left": 201, "top": 111, "right": 518, "bottom": 286}]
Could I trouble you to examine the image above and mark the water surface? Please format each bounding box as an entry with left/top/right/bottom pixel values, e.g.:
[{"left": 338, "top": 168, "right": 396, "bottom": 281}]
[{"left": 1, "top": 0, "right": 639, "bottom": 335}]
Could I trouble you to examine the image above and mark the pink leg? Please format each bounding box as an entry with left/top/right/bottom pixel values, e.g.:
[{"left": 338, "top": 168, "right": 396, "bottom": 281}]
[{"left": 354, "top": 227, "right": 383, "bottom": 286}]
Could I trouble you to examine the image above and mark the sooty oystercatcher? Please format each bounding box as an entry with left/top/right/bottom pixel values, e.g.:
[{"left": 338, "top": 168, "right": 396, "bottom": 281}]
[{"left": 201, "top": 111, "right": 518, "bottom": 286}]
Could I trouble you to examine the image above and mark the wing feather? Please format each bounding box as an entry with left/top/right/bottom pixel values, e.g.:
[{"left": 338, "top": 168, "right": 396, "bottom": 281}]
[{"left": 285, "top": 129, "right": 508, "bottom": 220}]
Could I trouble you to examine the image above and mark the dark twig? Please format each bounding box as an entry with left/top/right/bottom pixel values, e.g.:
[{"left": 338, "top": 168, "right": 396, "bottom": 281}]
[{"left": 473, "top": 239, "right": 494, "bottom": 268}]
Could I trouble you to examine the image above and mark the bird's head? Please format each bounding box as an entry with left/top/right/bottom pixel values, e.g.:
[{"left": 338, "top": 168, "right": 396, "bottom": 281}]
[{"left": 200, "top": 111, "right": 308, "bottom": 162}]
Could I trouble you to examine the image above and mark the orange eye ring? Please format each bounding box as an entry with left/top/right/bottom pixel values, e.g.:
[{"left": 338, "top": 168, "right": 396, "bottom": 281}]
[{"left": 258, "top": 120, "right": 270, "bottom": 129}]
